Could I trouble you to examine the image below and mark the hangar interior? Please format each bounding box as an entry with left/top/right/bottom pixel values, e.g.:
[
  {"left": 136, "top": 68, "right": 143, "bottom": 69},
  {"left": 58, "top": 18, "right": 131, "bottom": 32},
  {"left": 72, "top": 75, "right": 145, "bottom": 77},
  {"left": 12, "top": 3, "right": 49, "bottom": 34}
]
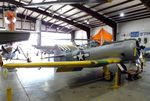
[{"left": 0, "top": 0, "right": 150, "bottom": 101}]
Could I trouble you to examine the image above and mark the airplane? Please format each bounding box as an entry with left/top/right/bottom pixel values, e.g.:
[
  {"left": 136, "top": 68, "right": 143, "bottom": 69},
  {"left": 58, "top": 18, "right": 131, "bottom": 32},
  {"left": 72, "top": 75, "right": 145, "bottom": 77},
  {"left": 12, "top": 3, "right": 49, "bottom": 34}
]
[
  {"left": 33, "top": 39, "right": 102, "bottom": 57},
  {"left": 0, "top": 44, "right": 32, "bottom": 66},
  {"left": 0, "top": 5, "right": 30, "bottom": 65},
  {"left": 3, "top": 39, "right": 143, "bottom": 81},
  {"left": 0, "top": 44, "right": 20, "bottom": 60},
  {"left": 33, "top": 28, "right": 112, "bottom": 56}
]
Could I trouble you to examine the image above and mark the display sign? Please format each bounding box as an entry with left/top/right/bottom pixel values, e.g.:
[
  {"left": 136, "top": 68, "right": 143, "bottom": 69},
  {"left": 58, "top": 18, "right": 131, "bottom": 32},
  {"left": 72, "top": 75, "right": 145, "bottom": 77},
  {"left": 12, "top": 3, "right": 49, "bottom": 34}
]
[
  {"left": 130, "top": 32, "right": 139, "bottom": 37},
  {"left": 140, "top": 32, "right": 150, "bottom": 36}
]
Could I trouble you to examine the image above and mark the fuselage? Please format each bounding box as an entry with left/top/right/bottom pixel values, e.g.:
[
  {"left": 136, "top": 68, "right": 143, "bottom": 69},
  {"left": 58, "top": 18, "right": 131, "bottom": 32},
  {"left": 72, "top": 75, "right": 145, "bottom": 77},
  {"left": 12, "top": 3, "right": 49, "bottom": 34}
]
[
  {"left": 1, "top": 45, "right": 17, "bottom": 60},
  {"left": 54, "top": 39, "right": 140, "bottom": 63},
  {"left": 2, "top": 52, "right": 15, "bottom": 60}
]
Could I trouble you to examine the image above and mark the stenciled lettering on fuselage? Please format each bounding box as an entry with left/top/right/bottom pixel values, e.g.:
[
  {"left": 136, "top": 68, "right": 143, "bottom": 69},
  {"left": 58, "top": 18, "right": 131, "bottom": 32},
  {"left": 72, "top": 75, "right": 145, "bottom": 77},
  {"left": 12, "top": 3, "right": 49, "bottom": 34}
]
[{"left": 73, "top": 50, "right": 90, "bottom": 61}]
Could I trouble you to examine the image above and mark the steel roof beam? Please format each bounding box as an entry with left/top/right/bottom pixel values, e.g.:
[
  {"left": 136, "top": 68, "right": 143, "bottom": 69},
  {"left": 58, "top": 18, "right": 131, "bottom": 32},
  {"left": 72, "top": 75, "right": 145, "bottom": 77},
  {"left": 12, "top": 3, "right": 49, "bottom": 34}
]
[
  {"left": 97, "top": 0, "right": 134, "bottom": 12},
  {"left": 110, "top": 8, "right": 148, "bottom": 18},
  {"left": 2, "top": 0, "right": 90, "bottom": 32},
  {"left": 43, "top": 4, "right": 67, "bottom": 28},
  {"left": 47, "top": 7, "right": 75, "bottom": 22},
  {"left": 140, "top": 0, "right": 150, "bottom": 10},
  {"left": 75, "top": 3, "right": 143, "bottom": 24},
  {"left": 17, "top": 13, "right": 71, "bottom": 32},
  {"left": 25, "top": 0, "right": 111, "bottom": 7},
  {"left": 57, "top": 3, "right": 105, "bottom": 26},
  {"left": 71, "top": 4, "right": 116, "bottom": 28},
  {"left": 113, "top": 11, "right": 150, "bottom": 20},
  {"left": 104, "top": 3, "right": 143, "bottom": 15},
  {"left": 117, "top": 15, "right": 150, "bottom": 23},
  {"left": 0, "top": 8, "right": 71, "bottom": 32},
  {"left": 73, "top": 0, "right": 133, "bottom": 21},
  {"left": 116, "top": 13, "right": 150, "bottom": 22},
  {"left": 89, "top": 8, "right": 149, "bottom": 23},
  {"left": 41, "top": 5, "right": 53, "bottom": 20},
  {"left": 71, "top": 4, "right": 117, "bottom": 40}
]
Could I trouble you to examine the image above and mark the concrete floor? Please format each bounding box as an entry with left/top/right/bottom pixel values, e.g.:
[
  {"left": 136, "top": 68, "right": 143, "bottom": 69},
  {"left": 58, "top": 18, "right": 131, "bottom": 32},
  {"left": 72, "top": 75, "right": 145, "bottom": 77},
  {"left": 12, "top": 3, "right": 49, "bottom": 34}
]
[{"left": 0, "top": 62, "right": 150, "bottom": 101}]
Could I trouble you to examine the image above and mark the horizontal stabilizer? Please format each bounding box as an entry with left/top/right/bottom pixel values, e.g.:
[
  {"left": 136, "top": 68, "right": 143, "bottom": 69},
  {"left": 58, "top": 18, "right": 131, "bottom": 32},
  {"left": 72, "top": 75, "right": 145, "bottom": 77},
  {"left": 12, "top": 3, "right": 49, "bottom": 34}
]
[
  {"left": 42, "top": 54, "right": 65, "bottom": 59},
  {"left": 56, "top": 67, "right": 83, "bottom": 72}
]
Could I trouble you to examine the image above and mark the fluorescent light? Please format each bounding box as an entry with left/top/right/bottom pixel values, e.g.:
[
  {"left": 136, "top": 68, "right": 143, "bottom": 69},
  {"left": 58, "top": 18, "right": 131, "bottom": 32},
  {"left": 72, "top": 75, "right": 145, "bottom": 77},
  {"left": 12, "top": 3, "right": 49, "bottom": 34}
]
[
  {"left": 66, "top": 25, "right": 70, "bottom": 29},
  {"left": 16, "top": 10, "right": 18, "bottom": 13},
  {"left": 57, "top": 27, "right": 59, "bottom": 30},
  {"left": 120, "top": 12, "right": 125, "bottom": 17},
  {"left": 84, "top": 20, "right": 89, "bottom": 24},
  {"left": 87, "top": 21, "right": 89, "bottom": 24}
]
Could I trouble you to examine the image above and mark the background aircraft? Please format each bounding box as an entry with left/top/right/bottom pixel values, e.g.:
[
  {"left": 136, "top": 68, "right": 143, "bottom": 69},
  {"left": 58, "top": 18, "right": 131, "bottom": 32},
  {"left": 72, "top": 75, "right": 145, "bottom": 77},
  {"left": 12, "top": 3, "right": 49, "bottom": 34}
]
[
  {"left": 1, "top": 44, "right": 19, "bottom": 60},
  {"left": 0, "top": 5, "right": 30, "bottom": 66},
  {"left": 0, "top": 44, "right": 32, "bottom": 66}
]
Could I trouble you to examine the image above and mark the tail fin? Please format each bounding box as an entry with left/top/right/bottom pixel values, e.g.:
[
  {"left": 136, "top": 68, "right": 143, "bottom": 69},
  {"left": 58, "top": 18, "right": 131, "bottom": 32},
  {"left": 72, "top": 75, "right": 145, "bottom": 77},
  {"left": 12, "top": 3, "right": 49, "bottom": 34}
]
[{"left": 1, "top": 46, "right": 9, "bottom": 54}]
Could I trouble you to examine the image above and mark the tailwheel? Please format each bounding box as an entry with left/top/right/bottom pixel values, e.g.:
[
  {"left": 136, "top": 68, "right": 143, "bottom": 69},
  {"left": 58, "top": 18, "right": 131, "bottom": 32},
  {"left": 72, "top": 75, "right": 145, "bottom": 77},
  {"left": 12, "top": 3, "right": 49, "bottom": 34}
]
[{"left": 27, "top": 58, "right": 32, "bottom": 63}]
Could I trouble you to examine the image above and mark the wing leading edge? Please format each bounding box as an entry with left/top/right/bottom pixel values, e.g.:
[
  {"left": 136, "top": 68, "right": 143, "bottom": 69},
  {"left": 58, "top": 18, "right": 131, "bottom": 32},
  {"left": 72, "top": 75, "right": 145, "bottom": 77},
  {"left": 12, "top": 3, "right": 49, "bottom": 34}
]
[{"left": 3, "top": 58, "right": 121, "bottom": 70}]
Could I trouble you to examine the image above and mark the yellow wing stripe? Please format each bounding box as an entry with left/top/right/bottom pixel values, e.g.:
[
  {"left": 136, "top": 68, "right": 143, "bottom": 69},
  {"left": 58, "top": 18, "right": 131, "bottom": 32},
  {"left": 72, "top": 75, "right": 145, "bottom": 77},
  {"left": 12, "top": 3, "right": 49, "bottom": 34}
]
[
  {"left": 3, "top": 61, "right": 96, "bottom": 68},
  {"left": 3, "top": 58, "right": 121, "bottom": 69}
]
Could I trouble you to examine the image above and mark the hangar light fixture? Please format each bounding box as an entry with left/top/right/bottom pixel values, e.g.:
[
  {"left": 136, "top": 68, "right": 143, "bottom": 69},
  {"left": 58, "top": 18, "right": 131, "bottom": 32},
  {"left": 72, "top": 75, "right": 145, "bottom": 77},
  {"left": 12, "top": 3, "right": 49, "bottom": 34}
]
[
  {"left": 16, "top": 10, "right": 18, "bottom": 13},
  {"left": 67, "top": 25, "right": 70, "bottom": 29},
  {"left": 120, "top": 12, "right": 125, "bottom": 17},
  {"left": 57, "top": 27, "right": 60, "bottom": 30},
  {"left": 86, "top": 21, "right": 89, "bottom": 24},
  {"left": 84, "top": 20, "right": 89, "bottom": 24}
]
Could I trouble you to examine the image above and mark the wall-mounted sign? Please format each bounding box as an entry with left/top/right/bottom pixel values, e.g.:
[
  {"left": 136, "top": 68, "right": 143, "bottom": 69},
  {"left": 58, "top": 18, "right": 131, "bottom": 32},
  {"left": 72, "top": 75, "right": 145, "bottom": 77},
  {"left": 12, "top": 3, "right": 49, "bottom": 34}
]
[
  {"left": 130, "top": 32, "right": 139, "bottom": 37},
  {"left": 140, "top": 32, "right": 150, "bottom": 36}
]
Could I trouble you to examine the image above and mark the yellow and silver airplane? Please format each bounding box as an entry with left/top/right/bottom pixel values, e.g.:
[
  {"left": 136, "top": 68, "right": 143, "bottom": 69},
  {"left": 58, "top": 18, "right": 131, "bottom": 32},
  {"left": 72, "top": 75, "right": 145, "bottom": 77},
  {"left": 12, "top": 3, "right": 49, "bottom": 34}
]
[{"left": 3, "top": 39, "right": 142, "bottom": 77}]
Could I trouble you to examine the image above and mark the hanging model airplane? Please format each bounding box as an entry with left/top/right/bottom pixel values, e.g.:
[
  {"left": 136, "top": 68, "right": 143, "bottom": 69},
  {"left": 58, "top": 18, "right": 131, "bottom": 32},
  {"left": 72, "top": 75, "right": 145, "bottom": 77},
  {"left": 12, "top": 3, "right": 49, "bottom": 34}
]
[
  {"left": 0, "top": 5, "right": 30, "bottom": 44},
  {"left": 3, "top": 39, "right": 142, "bottom": 77}
]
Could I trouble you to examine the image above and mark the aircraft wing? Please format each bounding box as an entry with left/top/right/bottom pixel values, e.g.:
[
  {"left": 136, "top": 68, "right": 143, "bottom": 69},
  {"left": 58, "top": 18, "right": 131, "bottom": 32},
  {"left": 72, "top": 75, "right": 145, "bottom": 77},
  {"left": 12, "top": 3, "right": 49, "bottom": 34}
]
[
  {"left": 0, "top": 31, "right": 30, "bottom": 44},
  {"left": 3, "top": 58, "right": 121, "bottom": 72}
]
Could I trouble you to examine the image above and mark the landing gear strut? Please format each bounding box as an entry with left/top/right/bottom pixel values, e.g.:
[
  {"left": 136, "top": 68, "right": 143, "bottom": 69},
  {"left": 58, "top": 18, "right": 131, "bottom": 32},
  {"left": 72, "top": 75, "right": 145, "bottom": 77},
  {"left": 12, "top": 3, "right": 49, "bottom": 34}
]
[{"left": 103, "top": 66, "right": 113, "bottom": 81}]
